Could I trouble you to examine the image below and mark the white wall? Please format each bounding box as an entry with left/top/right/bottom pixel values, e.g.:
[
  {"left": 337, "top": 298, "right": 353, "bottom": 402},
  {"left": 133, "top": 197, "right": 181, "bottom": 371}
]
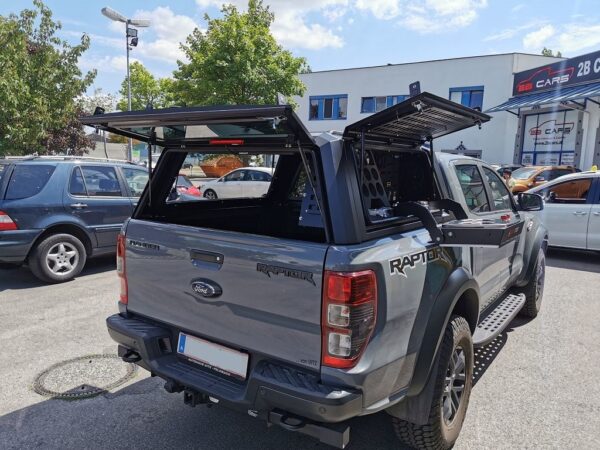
[
  {"left": 582, "top": 103, "right": 600, "bottom": 169},
  {"left": 296, "top": 53, "right": 562, "bottom": 164}
]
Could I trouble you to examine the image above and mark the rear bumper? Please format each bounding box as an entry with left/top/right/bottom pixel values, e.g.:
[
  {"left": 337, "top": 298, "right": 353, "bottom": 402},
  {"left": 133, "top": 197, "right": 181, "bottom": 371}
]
[
  {"left": 0, "top": 229, "right": 41, "bottom": 264},
  {"left": 106, "top": 313, "right": 363, "bottom": 424}
]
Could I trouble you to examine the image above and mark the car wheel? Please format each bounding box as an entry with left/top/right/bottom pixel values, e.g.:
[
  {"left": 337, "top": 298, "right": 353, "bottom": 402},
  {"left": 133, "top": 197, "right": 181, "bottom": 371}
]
[
  {"left": 203, "top": 189, "right": 217, "bottom": 199},
  {"left": 28, "top": 233, "right": 87, "bottom": 283},
  {"left": 392, "top": 316, "right": 473, "bottom": 450},
  {"left": 519, "top": 248, "right": 545, "bottom": 318}
]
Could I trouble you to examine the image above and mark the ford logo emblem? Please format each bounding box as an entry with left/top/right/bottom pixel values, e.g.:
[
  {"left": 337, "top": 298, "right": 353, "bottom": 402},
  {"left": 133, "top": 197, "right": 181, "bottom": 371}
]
[{"left": 191, "top": 280, "right": 222, "bottom": 298}]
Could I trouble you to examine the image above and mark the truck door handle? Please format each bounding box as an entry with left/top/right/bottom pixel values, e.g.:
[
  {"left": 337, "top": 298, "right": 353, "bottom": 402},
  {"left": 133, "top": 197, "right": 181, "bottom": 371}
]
[
  {"left": 593, "top": 212, "right": 600, "bottom": 216},
  {"left": 572, "top": 211, "right": 587, "bottom": 216},
  {"left": 70, "top": 203, "right": 88, "bottom": 209}
]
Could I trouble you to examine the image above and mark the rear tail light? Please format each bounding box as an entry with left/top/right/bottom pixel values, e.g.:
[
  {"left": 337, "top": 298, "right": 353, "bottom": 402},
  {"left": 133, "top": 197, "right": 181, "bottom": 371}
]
[
  {"left": 322, "top": 270, "right": 377, "bottom": 369},
  {"left": 0, "top": 211, "right": 17, "bottom": 231},
  {"left": 116, "top": 233, "right": 128, "bottom": 304}
]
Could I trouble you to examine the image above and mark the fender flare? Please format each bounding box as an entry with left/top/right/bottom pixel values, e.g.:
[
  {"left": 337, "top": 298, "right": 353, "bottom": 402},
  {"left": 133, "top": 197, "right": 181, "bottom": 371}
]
[
  {"left": 387, "top": 267, "right": 479, "bottom": 424},
  {"left": 516, "top": 222, "right": 548, "bottom": 287}
]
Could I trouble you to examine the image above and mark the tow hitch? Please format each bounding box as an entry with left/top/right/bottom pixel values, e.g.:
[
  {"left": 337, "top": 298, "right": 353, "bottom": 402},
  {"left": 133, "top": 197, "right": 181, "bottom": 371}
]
[
  {"left": 268, "top": 410, "right": 350, "bottom": 449},
  {"left": 183, "top": 389, "right": 210, "bottom": 407}
]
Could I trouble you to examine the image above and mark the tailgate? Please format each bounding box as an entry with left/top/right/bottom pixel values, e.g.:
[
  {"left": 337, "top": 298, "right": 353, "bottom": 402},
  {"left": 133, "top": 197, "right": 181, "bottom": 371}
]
[{"left": 124, "top": 219, "right": 327, "bottom": 371}]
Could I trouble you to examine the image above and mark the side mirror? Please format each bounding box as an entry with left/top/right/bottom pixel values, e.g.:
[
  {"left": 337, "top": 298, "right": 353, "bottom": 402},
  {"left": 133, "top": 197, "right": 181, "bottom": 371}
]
[
  {"left": 548, "top": 191, "right": 557, "bottom": 203},
  {"left": 517, "top": 192, "right": 544, "bottom": 211},
  {"left": 534, "top": 176, "right": 545, "bottom": 182}
]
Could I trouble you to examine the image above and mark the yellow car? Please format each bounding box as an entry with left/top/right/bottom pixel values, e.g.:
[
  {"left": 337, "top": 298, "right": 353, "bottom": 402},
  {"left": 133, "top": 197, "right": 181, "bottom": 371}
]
[{"left": 510, "top": 165, "right": 577, "bottom": 193}]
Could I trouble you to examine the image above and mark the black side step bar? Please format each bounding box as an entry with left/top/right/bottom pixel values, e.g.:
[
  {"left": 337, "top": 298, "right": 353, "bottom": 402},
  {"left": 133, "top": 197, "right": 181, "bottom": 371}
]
[
  {"left": 473, "top": 293, "right": 526, "bottom": 347},
  {"left": 268, "top": 410, "right": 350, "bottom": 449}
]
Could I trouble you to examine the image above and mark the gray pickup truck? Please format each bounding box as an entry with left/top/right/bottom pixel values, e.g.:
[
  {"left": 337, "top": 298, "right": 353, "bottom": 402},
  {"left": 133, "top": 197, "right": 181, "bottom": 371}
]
[{"left": 82, "top": 93, "right": 547, "bottom": 450}]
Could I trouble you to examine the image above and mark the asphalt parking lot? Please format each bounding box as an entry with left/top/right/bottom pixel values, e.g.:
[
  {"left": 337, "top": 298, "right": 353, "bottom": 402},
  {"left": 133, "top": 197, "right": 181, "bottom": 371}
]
[{"left": 1, "top": 249, "right": 599, "bottom": 450}]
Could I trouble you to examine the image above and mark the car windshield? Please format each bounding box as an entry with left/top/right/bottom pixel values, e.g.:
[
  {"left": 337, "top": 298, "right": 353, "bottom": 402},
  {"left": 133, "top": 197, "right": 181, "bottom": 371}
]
[{"left": 512, "top": 167, "right": 538, "bottom": 180}]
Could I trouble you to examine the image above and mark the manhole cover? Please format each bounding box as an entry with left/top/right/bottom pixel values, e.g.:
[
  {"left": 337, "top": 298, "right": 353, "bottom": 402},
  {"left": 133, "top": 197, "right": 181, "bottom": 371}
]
[{"left": 33, "top": 354, "right": 137, "bottom": 400}]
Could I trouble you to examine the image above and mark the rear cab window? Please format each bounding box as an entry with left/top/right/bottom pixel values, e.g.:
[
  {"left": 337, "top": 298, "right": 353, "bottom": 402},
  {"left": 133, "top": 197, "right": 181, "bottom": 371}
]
[
  {"left": 454, "top": 165, "right": 490, "bottom": 213},
  {"left": 4, "top": 164, "right": 56, "bottom": 200},
  {"left": 482, "top": 167, "right": 513, "bottom": 211}
]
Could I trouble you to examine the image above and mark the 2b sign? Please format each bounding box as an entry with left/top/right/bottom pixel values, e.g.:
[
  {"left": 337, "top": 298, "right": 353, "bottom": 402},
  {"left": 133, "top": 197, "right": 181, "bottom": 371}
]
[
  {"left": 577, "top": 58, "right": 600, "bottom": 77},
  {"left": 513, "top": 50, "right": 600, "bottom": 95}
]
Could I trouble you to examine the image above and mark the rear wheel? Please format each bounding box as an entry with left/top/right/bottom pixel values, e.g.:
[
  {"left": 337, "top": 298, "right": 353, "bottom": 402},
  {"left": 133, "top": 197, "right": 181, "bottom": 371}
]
[
  {"left": 392, "top": 316, "right": 473, "bottom": 450},
  {"left": 28, "top": 233, "right": 87, "bottom": 283},
  {"left": 519, "top": 248, "right": 545, "bottom": 318},
  {"left": 203, "top": 189, "right": 217, "bottom": 199}
]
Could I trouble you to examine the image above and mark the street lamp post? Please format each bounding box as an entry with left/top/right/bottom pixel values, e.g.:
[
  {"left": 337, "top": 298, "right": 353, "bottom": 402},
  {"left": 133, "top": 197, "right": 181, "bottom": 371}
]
[{"left": 101, "top": 7, "right": 150, "bottom": 161}]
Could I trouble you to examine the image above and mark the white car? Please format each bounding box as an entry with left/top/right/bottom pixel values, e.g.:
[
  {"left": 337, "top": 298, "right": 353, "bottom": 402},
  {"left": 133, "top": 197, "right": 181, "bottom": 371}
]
[
  {"left": 200, "top": 167, "right": 274, "bottom": 199},
  {"left": 528, "top": 170, "right": 600, "bottom": 250}
]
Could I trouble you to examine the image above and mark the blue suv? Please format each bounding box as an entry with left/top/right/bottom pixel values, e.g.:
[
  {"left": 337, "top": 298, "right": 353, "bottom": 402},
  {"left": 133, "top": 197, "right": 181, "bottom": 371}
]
[{"left": 0, "top": 156, "right": 149, "bottom": 282}]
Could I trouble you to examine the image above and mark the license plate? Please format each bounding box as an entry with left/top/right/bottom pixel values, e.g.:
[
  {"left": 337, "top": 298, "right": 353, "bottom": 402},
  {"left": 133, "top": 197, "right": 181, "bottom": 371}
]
[{"left": 177, "top": 333, "right": 249, "bottom": 380}]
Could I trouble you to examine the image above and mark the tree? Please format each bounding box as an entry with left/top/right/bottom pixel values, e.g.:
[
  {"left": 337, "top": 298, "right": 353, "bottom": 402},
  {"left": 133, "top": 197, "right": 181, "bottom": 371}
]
[
  {"left": 41, "top": 107, "right": 93, "bottom": 156},
  {"left": 117, "top": 61, "right": 174, "bottom": 111},
  {"left": 79, "top": 88, "right": 127, "bottom": 145},
  {"left": 172, "top": 0, "right": 308, "bottom": 107},
  {"left": 541, "top": 47, "right": 562, "bottom": 58},
  {"left": 79, "top": 88, "right": 117, "bottom": 115},
  {"left": 0, "top": 0, "right": 96, "bottom": 156}
]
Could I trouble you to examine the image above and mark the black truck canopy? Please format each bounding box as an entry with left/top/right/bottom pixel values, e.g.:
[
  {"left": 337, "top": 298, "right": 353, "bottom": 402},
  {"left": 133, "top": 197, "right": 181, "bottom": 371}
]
[
  {"left": 343, "top": 92, "right": 491, "bottom": 146},
  {"left": 79, "top": 104, "right": 315, "bottom": 150}
]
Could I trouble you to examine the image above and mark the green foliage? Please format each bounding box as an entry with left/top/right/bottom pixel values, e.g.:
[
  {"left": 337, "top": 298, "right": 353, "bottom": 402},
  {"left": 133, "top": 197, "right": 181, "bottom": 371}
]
[
  {"left": 541, "top": 47, "right": 562, "bottom": 58},
  {"left": 172, "top": 0, "right": 307, "bottom": 107},
  {"left": 117, "top": 61, "right": 175, "bottom": 111},
  {"left": 0, "top": 0, "right": 96, "bottom": 156}
]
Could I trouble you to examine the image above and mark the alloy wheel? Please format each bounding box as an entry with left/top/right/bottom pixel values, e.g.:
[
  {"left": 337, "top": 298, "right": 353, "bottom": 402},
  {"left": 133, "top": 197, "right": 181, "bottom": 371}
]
[
  {"left": 441, "top": 345, "right": 467, "bottom": 425},
  {"left": 45, "top": 242, "right": 79, "bottom": 275}
]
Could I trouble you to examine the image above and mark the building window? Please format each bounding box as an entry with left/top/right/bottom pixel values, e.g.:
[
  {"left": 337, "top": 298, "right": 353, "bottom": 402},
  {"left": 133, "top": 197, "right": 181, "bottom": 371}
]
[
  {"left": 308, "top": 95, "right": 348, "bottom": 120},
  {"left": 449, "top": 86, "right": 484, "bottom": 111},
  {"left": 361, "top": 95, "right": 409, "bottom": 113}
]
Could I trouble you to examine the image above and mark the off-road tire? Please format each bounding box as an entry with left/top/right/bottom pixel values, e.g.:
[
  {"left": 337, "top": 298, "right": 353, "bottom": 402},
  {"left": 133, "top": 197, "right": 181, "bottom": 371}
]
[
  {"left": 392, "top": 316, "right": 473, "bottom": 450},
  {"left": 203, "top": 189, "right": 217, "bottom": 199},
  {"left": 28, "top": 233, "right": 87, "bottom": 283},
  {"left": 519, "top": 248, "right": 545, "bottom": 319}
]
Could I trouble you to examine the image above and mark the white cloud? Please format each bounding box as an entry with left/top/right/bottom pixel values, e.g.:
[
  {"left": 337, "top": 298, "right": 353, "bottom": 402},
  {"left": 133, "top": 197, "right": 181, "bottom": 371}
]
[
  {"left": 355, "top": 0, "right": 400, "bottom": 19},
  {"left": 556, "top": 23, "right": 600, "bottom": 53},
  {"left": 511, "top": 4, "right": 525, "bottom": 13},
  {"left": 79, "top": 54, "right": 141, "bottom": 74},
  {"left": 523, "top": 24, "right": 555, "bottom": 51},
  {"left": 355, "top": 0, "right": 487, "bottom": 33},
  {"left": 196, "top": 0, "right": 347, "bottom": 49},
  {"left": 484, "top": 20, "right": 546, "bottom": 42},
  {"left": 133, "top": 7, "right": 200, "bottom": 63}
]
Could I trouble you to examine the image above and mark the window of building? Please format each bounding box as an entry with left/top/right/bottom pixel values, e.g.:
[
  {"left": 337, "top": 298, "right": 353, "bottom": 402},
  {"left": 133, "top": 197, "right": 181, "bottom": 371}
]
[
  {"left": 361, "top": 95, "right": 409, "bottom": 113},
  {"left": 308, "top": 95, "right": 348, "bottom": 120},
  {"left": 449, "top": 86, "right": 484, "bottom": 111}
]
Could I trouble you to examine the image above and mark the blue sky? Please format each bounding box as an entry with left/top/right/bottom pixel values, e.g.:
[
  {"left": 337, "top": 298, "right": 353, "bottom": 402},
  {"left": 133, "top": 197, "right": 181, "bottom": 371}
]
[{"left": 2, "top": 0, "right": 600, "bottom": 98}]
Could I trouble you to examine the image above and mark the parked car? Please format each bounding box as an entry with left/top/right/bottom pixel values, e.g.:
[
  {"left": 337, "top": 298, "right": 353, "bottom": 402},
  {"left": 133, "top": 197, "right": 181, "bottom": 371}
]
[
  {"left": 510, "top": 165, "right": 577, "bottom": 193},
  {"left": 167, "top": 174, "right": 202, "bottom": 202},
  {"left": 82, "top": 93, "right": 547, "bottom": 450},
  {"left": 495, "top": 163, "right": 522, "bottom": 176},
  {"left": 0, "top": 156, "right": 149, "bottom": 282},
  {"left": 199, "top": 166, "right": 274, "bottom": 199},
  {"left": 527, "top": 170, "right": 600, "bottom": 250}
]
